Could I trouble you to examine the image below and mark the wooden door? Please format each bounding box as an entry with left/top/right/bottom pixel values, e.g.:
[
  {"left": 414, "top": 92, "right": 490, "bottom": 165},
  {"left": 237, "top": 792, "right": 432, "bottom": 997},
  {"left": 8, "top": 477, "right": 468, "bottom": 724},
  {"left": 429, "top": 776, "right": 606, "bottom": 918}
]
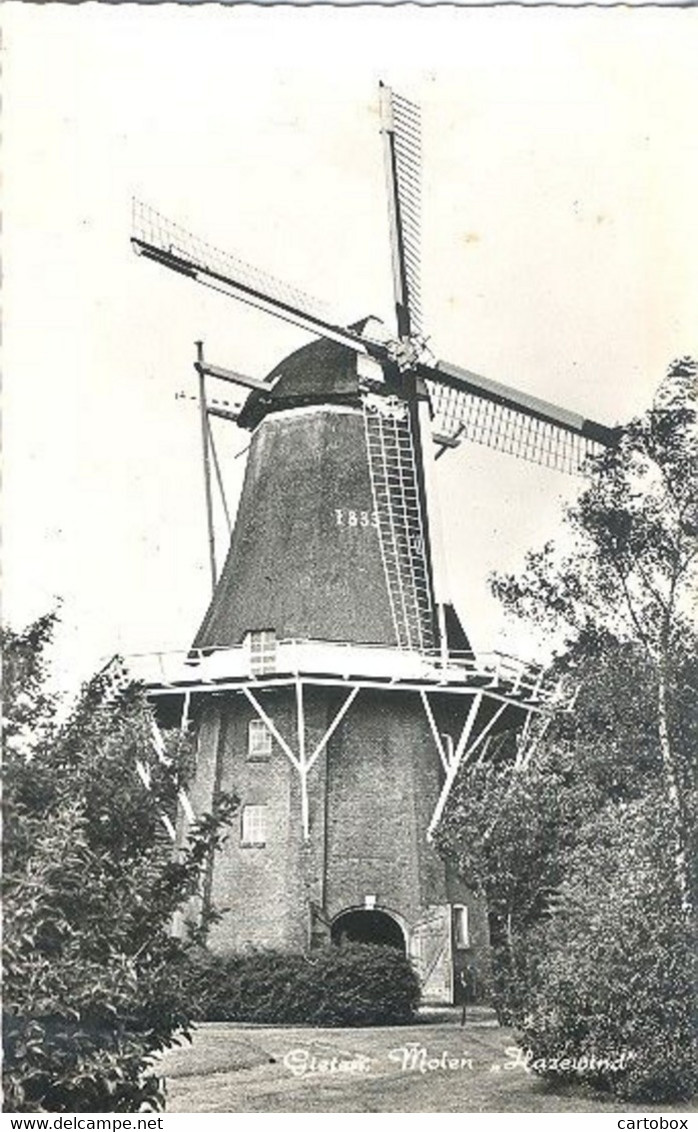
[{"left": 408, "top": 904, "right": 453, "bottom": 1004}]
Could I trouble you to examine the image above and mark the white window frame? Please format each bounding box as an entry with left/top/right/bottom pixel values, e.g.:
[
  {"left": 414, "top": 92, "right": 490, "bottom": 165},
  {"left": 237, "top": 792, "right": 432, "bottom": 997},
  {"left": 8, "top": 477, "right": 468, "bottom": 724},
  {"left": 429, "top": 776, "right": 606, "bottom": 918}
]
[
  {"left": 247, "top": 629, "right": 277, "bottom": 676},
  {"left": 247, "top": 718, "right": 272, "bottom": 762},
  {"left": 241, "top": 803, "right": 268, "bottom": 847},
  {"left": 453, "top": 904, "right": 470, "bottom": 949}
]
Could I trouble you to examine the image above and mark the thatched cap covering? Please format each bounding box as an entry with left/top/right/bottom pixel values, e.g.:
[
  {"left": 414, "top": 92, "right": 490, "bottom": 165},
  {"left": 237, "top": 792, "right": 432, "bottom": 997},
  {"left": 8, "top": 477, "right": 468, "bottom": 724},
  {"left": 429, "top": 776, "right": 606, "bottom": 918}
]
[
  {"left": 193, "top": 401, "right": 397, "bottom": 650},
  {"left": 238, "top": 321, "right": 377, "bottom": 429}
]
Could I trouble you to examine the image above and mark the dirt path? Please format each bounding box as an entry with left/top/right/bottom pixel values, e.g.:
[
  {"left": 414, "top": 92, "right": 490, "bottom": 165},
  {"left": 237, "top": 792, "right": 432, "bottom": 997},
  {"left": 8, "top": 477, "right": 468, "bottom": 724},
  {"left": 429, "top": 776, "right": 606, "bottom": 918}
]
[{"left": 160, "top": 1015, "right": 695, "bottom": 1113}]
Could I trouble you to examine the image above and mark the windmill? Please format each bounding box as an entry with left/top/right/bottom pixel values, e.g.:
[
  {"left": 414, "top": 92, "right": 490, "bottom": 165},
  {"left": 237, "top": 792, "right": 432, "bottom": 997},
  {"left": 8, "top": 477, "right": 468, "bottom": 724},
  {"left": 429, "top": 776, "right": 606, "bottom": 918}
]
[{"left": 127, "top": 85, "right": 615, "bottom": 1002}]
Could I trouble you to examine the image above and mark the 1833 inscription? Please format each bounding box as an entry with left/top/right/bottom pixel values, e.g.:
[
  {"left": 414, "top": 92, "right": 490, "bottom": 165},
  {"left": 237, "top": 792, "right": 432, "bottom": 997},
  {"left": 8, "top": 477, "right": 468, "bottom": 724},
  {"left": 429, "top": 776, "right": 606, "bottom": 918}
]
[{"left": 334, "top": 509, "right": 379, "bottom": 529}]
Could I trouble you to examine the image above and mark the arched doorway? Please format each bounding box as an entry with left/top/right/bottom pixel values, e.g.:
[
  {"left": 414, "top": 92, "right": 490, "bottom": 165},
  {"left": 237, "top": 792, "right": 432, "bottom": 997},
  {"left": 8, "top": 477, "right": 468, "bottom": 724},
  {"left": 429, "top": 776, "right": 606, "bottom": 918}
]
[{"left": 331, "top": 908, "right": 406, "bottom": 952}]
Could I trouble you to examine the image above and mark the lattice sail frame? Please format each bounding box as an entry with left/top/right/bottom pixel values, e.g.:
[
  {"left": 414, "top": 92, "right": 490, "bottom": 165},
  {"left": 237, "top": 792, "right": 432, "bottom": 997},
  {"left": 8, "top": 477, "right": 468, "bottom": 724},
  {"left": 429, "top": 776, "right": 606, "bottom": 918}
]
[
  {"left": 427, "top": 380, "right": 605, "bottom": 474},
  {"left": 387, "top": 89, "right": 424, "bottom": 337},
  {"left": 362, "top": 393, "right": 436, "bottom": 653},
  {"left": 133, "top": 199, "right": 335, "bottom": 329}
]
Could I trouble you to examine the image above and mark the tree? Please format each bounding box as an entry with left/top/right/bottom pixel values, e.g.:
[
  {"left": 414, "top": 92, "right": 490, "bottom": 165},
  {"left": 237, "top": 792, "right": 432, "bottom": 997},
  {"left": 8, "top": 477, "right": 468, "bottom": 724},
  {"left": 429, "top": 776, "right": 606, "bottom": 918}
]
[
  {"left": 435, "top": 739, "right": 579, "bottom": 1019},
  {"left": 436, "top": 361, "right": 697, "bottom": 1096},
  {"left": 436, "top": 630, "right": 690, "bottom": 1019},
  {"left": 492, "top": 357, "right": 697, "bottom": 918},
  {"left": 2, "top": 613, "right": 236, "bottom": 1112}
]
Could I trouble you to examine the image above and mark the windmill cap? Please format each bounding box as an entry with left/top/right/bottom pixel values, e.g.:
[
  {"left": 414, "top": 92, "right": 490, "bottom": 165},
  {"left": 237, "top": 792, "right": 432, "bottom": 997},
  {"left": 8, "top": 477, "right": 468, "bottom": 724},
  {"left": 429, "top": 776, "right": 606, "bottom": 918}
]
[{"left": 237, "top": 318, "right": 382, "bottom": 429}]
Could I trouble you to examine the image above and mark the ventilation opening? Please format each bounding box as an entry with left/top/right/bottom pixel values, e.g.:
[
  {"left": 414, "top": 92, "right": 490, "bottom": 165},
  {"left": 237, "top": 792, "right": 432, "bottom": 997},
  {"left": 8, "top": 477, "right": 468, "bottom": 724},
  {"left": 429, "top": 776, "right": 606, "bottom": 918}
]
[{"left": 331, "top": 909, "right": 405, "bottom": 952}]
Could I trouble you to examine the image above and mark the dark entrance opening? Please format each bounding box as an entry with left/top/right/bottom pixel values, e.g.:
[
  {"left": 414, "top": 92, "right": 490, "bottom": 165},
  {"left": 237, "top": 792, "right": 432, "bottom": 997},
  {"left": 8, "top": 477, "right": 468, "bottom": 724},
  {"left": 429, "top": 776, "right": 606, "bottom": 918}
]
[{"left": 331, "top": 909, "right": 405, "bottom": 952}]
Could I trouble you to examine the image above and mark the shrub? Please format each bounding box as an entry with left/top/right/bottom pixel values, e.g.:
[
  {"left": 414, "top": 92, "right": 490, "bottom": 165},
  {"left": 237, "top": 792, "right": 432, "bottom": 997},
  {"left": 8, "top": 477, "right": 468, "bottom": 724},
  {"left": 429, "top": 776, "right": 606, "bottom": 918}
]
[
  {"left": 516, "top": 798, "right": 698, "bottom": 1103},
  {"left": 186, "top": 943, "right": 421, "bottom": 1026},
  {"left": 2, "top": 615, "right": 236, "bottom": 1112}
]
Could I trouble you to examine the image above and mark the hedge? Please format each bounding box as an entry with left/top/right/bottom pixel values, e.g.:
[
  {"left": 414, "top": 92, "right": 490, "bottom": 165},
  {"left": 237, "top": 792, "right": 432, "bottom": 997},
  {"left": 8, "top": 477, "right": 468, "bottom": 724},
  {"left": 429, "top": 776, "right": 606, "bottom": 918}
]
[{"left": 186, "top": 944, "right": 421, "bottom": 1026}]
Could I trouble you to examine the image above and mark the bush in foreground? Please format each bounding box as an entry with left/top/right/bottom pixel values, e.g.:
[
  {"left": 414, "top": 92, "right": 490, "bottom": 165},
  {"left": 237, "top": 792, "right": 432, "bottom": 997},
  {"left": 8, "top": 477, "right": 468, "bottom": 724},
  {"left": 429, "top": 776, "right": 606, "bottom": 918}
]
[
  {"left": 517, "top": 798, "right": 697, "bottom": 1103},
  {"left": 186, "top": 944, "right": 421, "bottom": 1026}
]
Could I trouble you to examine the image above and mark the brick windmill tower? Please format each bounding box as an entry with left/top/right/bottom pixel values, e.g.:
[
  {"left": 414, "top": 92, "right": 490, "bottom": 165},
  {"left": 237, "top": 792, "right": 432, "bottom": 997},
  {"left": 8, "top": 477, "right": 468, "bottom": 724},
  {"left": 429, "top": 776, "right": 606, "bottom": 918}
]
[{"left": 128, "top": 86, "right": 615, "bottom": 1002}]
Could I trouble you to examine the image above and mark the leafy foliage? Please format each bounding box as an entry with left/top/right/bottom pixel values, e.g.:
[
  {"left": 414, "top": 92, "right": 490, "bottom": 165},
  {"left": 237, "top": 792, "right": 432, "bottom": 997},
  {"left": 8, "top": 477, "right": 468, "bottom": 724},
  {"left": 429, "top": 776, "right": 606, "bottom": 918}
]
[
  {"left": 436, "top": 632, "right": 695, "bottom": 1021},
  {"left": 2, "top": 609, "right": 60, "bottom": 763},
  {"left": 437, "top": 360, "right": 697, "bottom": 1099},
  {"left": 436, "top": 743, "right": 575, "bottom": 1022},
  {"left": 2, "top": 614, "right": 236, "bottom": 1112},
  {"left": 185, "top": 944, "right": 421, "bottom": 1027},
  {"left": 492, "top": 357, "right": 698, "bottom": 655},
  {"left": 518, "top": 797, "right": 698, "bottom": 1102},
  {"left": 494, "top": 359, "right": 697, "bottom": 908}
]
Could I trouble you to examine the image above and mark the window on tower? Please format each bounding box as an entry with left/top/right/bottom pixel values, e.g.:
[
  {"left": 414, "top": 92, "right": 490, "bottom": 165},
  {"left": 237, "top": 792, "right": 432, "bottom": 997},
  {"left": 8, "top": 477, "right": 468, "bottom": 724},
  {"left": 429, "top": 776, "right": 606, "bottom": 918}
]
[
  {"left": 247, "top": 629, "right": 277, "bottom": 676},
  {"left": 241, "top": 804, "right": 268, "bottom": 847},
  {"left": 248, "top": 718, "right": 272, "bottom": 761}
]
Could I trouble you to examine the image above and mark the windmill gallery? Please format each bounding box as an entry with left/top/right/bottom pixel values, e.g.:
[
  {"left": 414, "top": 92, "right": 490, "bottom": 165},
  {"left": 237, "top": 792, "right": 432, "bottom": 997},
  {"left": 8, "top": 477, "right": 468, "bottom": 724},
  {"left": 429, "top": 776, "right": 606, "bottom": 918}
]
[{"left": 124, "top": 86, "right": 616, "bottom": 1004}]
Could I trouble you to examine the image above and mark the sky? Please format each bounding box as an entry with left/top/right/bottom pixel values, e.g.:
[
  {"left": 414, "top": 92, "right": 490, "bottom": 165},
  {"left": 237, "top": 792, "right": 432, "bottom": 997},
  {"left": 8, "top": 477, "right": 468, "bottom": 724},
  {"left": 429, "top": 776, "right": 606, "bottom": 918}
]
[{"left": 3, "top": 3, "right": 698, "bottom": 690}]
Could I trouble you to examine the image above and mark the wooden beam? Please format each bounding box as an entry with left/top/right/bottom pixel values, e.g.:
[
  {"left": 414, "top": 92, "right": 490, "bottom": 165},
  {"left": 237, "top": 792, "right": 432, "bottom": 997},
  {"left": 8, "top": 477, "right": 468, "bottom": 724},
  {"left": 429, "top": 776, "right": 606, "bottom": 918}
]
[
  {"left": 206, "top": 415, "right": 233, "bottom": 536},
  {"left": 179, "top": 690, "right": 191, "bottom": 734},
  {"left": 420, "top": 690, "right": 449, "bottom": 773},
  {"left": 462, "top": 702, "right": 508, "bottom": 768},
  {"left": 207, "top": 406, "right": 241, "bottom": 424},
  {"left": 242, "top": 687, "right": 301, "bottom": 771},
  {"left": 195, "top": 359, "right": 272, "bottom": 392},
  {"left": 146, "top": 673, "right": 550, "bottom": 709},
  {"left": 426, "top": 696, "right": 508, "bottom": 839},
  {"left": 306, "top": 686, "right": 360, "bottom": 772},
  {"left": 196, "top": 341, "right": 217, "bottom": 594},
  {"left": 427, "top": 693, "right": 482, "bottom": 839},
  {"left": 295, "top": 680, "right": 310, "bottom": 841}
]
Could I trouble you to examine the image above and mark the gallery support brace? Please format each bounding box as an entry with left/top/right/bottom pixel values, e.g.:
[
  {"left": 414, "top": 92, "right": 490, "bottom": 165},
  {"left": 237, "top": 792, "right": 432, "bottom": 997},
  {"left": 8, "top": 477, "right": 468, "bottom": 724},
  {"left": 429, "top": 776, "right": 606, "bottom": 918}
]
[{"left": 242, "top": 682, "right": 360, "bottom": 841}]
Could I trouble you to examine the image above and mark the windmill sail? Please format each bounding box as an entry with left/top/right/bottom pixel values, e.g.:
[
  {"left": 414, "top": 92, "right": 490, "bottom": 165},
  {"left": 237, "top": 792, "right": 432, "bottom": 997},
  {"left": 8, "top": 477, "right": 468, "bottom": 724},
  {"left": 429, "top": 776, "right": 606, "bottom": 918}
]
[
  {"left": 133, "top": 88, "right": 618, "bottom": 488},
  {"left": 421, "top": 358, "right": 617, "bottom": 474},
  {"left": 131, "top": 199, "right": 368, "bottom": 354},
  {"left": 380, "top": 85, "right": 423, "bottom": 339},
  {"left": 376, "top": 87, "right": 440, "bottom": 651}
]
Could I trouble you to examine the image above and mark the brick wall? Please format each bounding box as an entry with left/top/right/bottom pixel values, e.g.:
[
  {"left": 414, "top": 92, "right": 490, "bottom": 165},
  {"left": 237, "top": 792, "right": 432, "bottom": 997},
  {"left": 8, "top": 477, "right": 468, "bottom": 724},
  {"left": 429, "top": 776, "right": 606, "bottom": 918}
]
[
  {"left": 324, "top": 689, "right": 447, "bottom": 923},
  {"left": 184, "top": 683, "right": 492, "bottom": 1001}
]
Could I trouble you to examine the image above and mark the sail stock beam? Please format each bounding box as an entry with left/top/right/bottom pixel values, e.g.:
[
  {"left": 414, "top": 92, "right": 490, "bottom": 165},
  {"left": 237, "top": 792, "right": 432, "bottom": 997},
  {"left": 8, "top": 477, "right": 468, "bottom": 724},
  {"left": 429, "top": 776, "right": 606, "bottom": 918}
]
[
  {"left": 131, "top": 199, "right": 369, "bottom": 355},
  {"left": 423, "top": 357, "right": 617, "bottom": 474}
]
